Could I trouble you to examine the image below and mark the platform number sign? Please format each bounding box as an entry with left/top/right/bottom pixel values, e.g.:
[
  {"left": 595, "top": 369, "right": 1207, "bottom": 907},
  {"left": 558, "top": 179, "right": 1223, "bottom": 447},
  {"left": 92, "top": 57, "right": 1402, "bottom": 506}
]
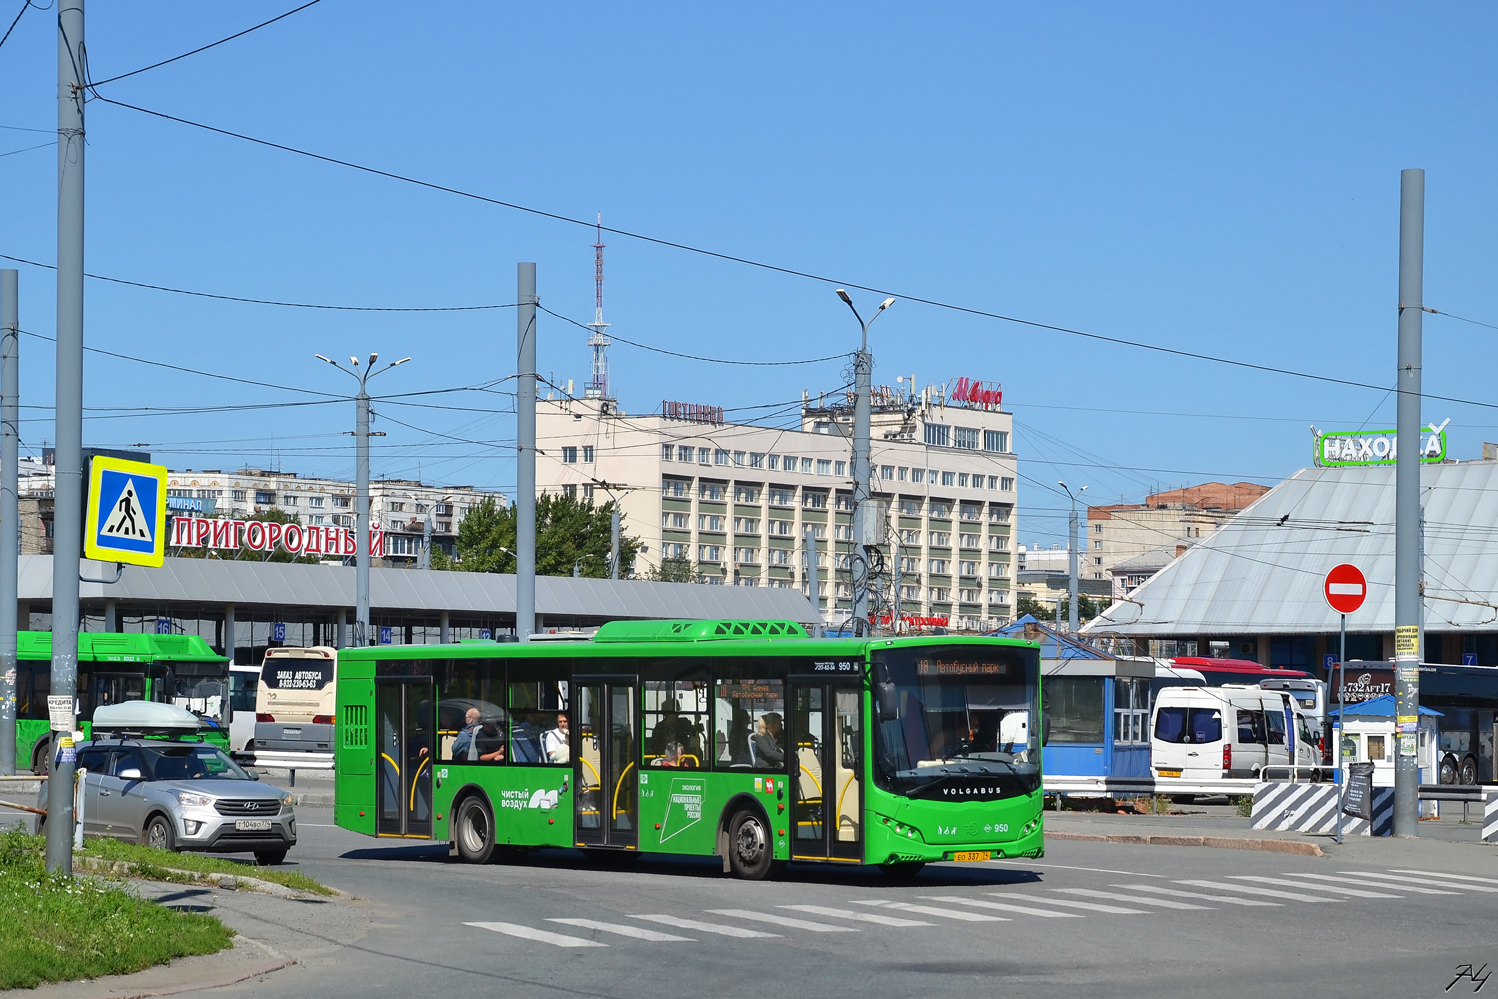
[
  {"left": 272, "top": 622, "right": 286, "bottom": 642},
  {"left": 380, "top": 626, "right": 393, "bottom": 645},
  {"left": 84, "top": 456, "right": 168, "bottom": 567}
]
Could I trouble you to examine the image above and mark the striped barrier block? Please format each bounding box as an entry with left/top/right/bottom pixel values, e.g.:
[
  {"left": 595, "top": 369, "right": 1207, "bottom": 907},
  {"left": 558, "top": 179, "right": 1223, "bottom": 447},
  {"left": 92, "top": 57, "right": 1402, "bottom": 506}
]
[
  {"left": 1485, "top": 790, "right": 1498, "bottom": 845},
  {"left": 1250, "top": 781, "right": 1394, "bottom": 836}
]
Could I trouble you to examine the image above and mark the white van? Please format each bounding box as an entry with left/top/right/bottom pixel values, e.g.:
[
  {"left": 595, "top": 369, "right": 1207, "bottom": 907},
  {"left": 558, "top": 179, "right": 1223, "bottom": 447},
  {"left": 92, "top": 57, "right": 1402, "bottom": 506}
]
[
  {"left": 228, "top": 664, "right": 262, "bottom": 753},
  {"left": 1152, "top": 684, "right": 1319, "bottom": 783},
  {"left": 1258, "top": 676, "right": 1329, "bottom": 762},
  {"left": 254, "top": 647, "right": 338, "bottom": 753}
]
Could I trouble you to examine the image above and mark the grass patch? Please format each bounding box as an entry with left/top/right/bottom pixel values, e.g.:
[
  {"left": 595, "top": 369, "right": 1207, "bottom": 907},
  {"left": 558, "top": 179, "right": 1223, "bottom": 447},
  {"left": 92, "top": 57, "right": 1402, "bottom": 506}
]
[
  {"left": 79, "top": 838, "right": 334, "bottom": 896},
  {"left": 0, "top": 827, "right": 233, "bottom": 990}
]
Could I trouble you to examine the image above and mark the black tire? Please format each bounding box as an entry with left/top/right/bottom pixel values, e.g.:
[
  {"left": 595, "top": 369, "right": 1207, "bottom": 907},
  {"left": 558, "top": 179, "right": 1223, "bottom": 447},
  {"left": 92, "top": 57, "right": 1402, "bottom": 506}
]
[
  {"left": 32, "top": 738, "right": 50, "bottom": 776},
  {"left": 879, "top": 861, "right": 926, "bottom": 879},
  {"left": 254, "top": 850, "right": 287, "bottom": 866},
  {"left": 1439, "top": 754, "right": 1459, "bottom": 786},
  {"left": 144, "top": 814, "right": 177, "bottom": 852},
  {"left": 1460, "top": 755, "right": 1479, "bottom": 786},
  {"left": 727, "top": 809, "right": 782, "bottom": 881},
  {"left": 453, "top": 795, "right": 497, "bottom": 864}
]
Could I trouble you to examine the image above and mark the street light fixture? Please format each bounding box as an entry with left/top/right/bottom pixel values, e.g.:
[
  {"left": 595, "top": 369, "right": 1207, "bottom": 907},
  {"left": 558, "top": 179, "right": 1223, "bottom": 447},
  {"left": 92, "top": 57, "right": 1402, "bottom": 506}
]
[
  {"left": 834, "top": 290, "right": 895, "bottom": 636},
  {"left": 589, "top": 477, "right": 634, "bottom": 579},
  {"left": 1058, "top": 481, "right": 1089, "bottom": 634},
  {"left": 316, "top": 353, "right": 412, "bottom": 646}
]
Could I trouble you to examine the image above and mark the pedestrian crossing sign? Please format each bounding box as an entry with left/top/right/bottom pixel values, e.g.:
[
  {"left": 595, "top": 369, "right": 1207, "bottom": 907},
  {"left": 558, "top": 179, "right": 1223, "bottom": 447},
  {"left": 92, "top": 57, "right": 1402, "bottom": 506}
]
[{"left": 84, "top": 455, "right": 168, "bottom": 567}]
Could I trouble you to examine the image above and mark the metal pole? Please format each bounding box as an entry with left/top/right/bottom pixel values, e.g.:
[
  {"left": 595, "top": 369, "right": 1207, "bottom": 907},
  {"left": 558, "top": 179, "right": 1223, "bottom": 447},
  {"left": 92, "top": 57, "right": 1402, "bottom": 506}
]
[
  {"left": 806, "top": 526, "right": 822, "bottom": 637},
  {"left": 0, "top": 268, "right": 16, "bottom": 777},
  {"left": 1336, "top": 612, "right": 1346, "bottom": 844},
  {"left": 1394, "top": 168, "right": 1424, "bottom": 838},
  {"left": 49, "top": 0, "right": 85, "bottom": 873},
  {"left": 610, "top": 503, "right": 620, "bottom": 580},
  {"left": 1068, "top": 502, "right": 1080, "bottom": 634},
  {"left": 892, "top": 528, "right": 902, "bottom": 637},
  {"left": 420, "top": 509, "right": 431, "bottom": 569},
  {"left": 224, "top": 604, "right": 235, "bottom": 665},
  {"left": 851, "top": 329, "right": 871, "bottom": 637},
  {"left": 355, "top": 385, "right": 370, "bottom": 646},
  {"left": 515, "top": 263, "right": 537, "bottom": 640},
  {"left": 439, "top": 609, "right": 450, "bottom": 644}
]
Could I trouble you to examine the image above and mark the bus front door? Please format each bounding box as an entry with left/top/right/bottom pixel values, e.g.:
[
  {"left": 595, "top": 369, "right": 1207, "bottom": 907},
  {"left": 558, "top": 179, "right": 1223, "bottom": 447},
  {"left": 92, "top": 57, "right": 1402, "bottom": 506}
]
[
  {"left": 573, "top": 678, "right": 638, "bottom": 850},
  {"left": 790, "top": 681, "right": 863, "bottom": 862},
  {"left": 375, "top": 680, "right": 434, "bottom": 838}
]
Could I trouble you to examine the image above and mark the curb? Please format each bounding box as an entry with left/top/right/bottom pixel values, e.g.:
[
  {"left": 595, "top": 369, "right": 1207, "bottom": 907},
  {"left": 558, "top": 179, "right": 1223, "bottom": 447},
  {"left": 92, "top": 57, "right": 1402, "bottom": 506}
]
[
  {"left": 74, "top": 856, "right": 339, "bottom": 898},
  {"left": 1047, "top": 830, "right": 1324, "bottom": 856},
  {"left": 104, "top": 957, "right": 296, "bottom": 999}
]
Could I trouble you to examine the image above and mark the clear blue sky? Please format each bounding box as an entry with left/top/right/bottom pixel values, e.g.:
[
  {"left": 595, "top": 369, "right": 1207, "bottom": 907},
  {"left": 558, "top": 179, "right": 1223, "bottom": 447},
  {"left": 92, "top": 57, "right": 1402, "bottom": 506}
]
[{"left": 2, "top": 2, "right": 1496, "bottom": 545}]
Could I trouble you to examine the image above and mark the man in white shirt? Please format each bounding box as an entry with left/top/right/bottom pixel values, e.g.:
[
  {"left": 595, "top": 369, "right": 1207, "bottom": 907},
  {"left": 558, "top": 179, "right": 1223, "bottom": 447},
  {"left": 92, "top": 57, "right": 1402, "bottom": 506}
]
[{"left": 542, "top": 712, "right": 570, "bottom": 763}]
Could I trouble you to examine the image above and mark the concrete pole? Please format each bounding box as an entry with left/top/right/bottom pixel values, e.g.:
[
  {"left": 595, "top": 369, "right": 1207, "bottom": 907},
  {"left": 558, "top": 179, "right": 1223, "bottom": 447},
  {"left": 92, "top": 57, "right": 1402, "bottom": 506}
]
[
  {"left": 49, "top": 0, "right": 85, "bottom": 873},
  {"left": 610, "top": 503, "right": 620, "bottom": 580},
  {"left": 0, "top": 269, "right": 16, "bottom": 776},
  {"left": 439, "top": 609, "right": 450, "bottom": 644},
  {"left": 851, "top": 342, "right": 871, "bottom": 637},
  {"left": 1393, "top": 167, "right": 1424, "bottom": 837},
  {"left": 1068, "top": 505, "right": 1079, "bottom": 634},
  {"left": 515, "top": 263, "right": 537, "bottom": 640},
  {"left": 806, "top": 525, "right": 822, "bottom": 637},
  {"left": 892, "top": 532, "right": 902, "bottom": 637},
  {"left": 224, "top": 604, "right": 235, "bottom": 664},
  {"left": 336, "top": 609, "right": 346, "bottom": 650},
  {"left": 420, "top": 509, "right": 432, "bottom": 569},
  {"left": 355, "top": 387, "right": 370, "bottom": 646},
  {"left": 103, "top": 598, "right": 115, "bottom": 631}
]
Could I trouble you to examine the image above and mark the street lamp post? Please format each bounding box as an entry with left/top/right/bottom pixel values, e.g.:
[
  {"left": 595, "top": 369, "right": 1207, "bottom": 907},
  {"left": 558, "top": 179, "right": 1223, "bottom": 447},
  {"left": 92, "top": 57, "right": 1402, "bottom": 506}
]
[
  {"left": 834, "top": 289, "right": 895, "bottom": 636},
  {"left": 589, "top": 478, "right": 634, "bottom": 580},
  {"left": 1058, "top": 481, "right": 1088, "bottom": 634},
  {"left": 317, "top": 353, "right": 410, "bottom": 646}
]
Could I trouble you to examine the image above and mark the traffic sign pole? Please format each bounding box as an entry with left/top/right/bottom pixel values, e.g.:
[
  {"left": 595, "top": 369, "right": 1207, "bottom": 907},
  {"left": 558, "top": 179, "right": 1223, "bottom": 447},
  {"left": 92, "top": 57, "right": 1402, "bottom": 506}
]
[
  {"left": 1337, "top": 611, "right": 1346, "bottom": 844},
  {"left": 1322, "top": 562, "right": 1366, "bottom": 845}
]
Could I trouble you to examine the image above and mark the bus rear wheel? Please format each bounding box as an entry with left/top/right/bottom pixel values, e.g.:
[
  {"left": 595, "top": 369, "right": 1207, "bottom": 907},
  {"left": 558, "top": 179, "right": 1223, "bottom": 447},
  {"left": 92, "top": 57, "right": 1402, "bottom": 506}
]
[
  {"left": 727, "top": 809, "right": 782, "bottom": 881},
  {"left": 454, "top": 796, "right": 497, "bottom": 864}
]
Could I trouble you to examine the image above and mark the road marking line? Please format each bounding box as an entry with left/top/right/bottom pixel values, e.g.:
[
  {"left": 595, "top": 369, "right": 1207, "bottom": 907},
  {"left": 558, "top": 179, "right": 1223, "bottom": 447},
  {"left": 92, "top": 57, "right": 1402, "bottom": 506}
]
[
  {"left": 1175, "top": 880, "right": 1326, "bottom": 903},
  {"left": 464, "top": 921, "right": 606, "bottom": 948},
  {"left": 1111, "top": 884, "right": 1280, "bottom": 907},
  {"left": 1384, "top": 870, "right": 1498, "bottom": 890},
  {"left": 705, "top": 909, "right": 857, "bottom": 933},
  {"left": 631, "top": 914, "right": 780, "bottom": 938},
  {"left": 781, "top": 904, "right": 933, "bottom": 927},
  {"left": 853, "top": 900, "right": 1008, "bottom": 922},
  {"left": 988, "top": 860, "right": 1168, "bottom": 878},
  {"left": 1054, "top": 888, "right": 1210, "bottom": 910},
  {"left": 1226, "top": 876, "right": 1398, "bottom": 899},
  {"left": 987, "top": 893, "right": 1145, "bottom": 915},
  {"left": 546, "top": 919, "right": 693, "bottom": 942},
  {"left": 1278, "top": 873, "right": 1459, "bottom": 895},
  {"left": 923, "top": 895, "right": 1081, "bottom": 918}
]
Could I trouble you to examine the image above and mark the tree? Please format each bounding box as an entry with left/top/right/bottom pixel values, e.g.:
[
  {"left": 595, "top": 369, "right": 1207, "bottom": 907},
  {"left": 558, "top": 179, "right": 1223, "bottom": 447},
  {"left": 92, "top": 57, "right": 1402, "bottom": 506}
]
[
  {"left": 643, "top": 554, "right": 705, "bottom": 584},
  {"left": 438, "top": 493, "right": 642, "bottom": 577},
  {"left": 1014, "top": 594, "right": 1105, "bottom": 625},
  {"left": 166, "top": 507, "right": 319, "bottom": 564}
]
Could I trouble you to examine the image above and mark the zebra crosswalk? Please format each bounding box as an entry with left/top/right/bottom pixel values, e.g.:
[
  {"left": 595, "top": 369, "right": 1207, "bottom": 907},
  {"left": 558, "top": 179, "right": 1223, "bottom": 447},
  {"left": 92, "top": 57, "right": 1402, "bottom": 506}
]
[{"left": 462, "top": 867, "right": 1495, "bottom": 949}]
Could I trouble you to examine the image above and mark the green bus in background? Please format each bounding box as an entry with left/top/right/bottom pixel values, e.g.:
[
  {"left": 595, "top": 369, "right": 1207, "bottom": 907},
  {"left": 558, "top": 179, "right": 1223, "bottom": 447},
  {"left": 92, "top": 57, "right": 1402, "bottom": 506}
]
[
  {"left": 334, "top": 620, "right": 1043, "bottom": 879},
  {"left": 15, "top": 632, "right": 230, "bottom": 772}
]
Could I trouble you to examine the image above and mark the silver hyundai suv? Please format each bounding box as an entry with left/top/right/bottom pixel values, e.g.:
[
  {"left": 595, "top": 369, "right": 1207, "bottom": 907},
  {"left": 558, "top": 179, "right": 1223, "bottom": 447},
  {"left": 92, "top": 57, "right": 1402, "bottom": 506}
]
[{"left": 41, "top": 739, "right": 297, "bottom": 865}]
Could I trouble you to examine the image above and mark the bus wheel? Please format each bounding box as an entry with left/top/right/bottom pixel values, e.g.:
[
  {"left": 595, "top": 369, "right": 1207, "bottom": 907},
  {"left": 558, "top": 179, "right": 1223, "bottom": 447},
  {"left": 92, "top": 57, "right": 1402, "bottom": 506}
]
[
  {"left": 727, "top": 809, "right": 782, "bottom": 880},
  {"left": 1439, "top": 754, "right": 1459, "bottom": 785},
  {"left": 32, "top": 738, "right": 50, "bottom": 776},
  {"left": 1460, "top": 755, "right": 1479, "bottom": 786},
  {"left": 879, "top": 861, "right": 926, "bottom": 879},
  {"left": 454, "top": 796, "right": 496, "bottom": 864}
]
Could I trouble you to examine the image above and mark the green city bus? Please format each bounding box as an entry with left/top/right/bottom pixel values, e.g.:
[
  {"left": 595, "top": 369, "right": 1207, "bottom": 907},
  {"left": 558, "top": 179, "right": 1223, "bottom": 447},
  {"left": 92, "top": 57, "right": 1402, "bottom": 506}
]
[
  {"left": 15, "top": 632, "right": 230, "bottom": 772},
  {"left": 333, "top": 620, "right": 1043, "bottom": 879}
]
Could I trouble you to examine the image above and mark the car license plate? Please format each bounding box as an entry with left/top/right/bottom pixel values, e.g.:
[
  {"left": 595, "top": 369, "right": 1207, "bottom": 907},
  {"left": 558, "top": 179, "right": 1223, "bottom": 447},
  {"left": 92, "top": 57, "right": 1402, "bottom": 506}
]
[
  {"left": 1156, "top": 769, "right": 1182, "bottom": 778},
  {"left": 282, "top": 728, "right": 302, "bottom": 737},
  {"left": 235, "top": 820, "right": 273, "bottom": 832},
  {"left": 952, "top": 851, "right": 991, "bottom": 862}
]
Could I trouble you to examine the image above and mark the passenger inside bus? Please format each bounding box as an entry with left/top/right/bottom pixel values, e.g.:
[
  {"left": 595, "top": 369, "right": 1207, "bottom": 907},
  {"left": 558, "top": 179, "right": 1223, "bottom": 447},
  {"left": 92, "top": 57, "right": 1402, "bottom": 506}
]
[
  {"left": 472, "top": 717, "right": 506, "bottom": 762},
  {"left": 751, "top": 712, "right": 785, "bottom": 768},
  {"left": 543, "top": 713, "right": 569, "bottom": 763}
]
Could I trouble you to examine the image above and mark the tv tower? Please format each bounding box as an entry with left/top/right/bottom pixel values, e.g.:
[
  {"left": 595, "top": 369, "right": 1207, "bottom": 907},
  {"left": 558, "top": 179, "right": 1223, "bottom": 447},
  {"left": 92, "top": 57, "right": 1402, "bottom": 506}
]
[{"left": 585, "top": 212, "right": 612, "bottom": 400}]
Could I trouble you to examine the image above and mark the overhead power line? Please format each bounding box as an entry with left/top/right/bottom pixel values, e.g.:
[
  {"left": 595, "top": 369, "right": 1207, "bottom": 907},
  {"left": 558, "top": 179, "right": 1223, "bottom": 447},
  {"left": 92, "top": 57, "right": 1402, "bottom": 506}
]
[
  {"left": 86, "top": 95, "right": 1498, "bottom": 414},
  {"left": 85, "top": 0, "right": 325, "bottom": 88},
  {"left": 537, "top": 305, "right": 849, "bottom": 367}
]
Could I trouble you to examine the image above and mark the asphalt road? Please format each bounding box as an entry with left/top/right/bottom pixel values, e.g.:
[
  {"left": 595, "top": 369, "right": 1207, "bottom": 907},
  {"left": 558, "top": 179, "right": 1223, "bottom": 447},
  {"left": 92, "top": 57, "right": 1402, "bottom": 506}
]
[{"left": 187, "top": 806, "right": 1498, "bottom": 999}]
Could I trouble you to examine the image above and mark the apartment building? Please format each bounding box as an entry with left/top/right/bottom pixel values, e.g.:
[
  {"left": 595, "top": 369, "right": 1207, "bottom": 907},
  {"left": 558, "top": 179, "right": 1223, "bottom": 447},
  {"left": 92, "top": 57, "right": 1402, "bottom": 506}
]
[{"left": 535, "top": 379, "right": 1018, "bottom": 632}]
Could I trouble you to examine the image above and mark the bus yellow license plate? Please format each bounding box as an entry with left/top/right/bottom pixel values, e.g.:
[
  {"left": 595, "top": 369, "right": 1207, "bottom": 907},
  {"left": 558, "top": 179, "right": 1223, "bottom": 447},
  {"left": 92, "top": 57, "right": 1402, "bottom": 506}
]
[
  {"left": 1156, "top": 769, "right": 1182, "bottom": 778},
  {"left": 952, "top": 851, "right": 991, "bottom": 862}
]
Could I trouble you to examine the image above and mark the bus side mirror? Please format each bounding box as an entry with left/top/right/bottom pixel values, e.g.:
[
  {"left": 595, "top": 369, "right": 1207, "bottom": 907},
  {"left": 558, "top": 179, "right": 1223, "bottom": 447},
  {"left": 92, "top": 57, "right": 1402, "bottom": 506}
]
[{"left": 875, "top": 682, "right": 898, "bottom": 722}]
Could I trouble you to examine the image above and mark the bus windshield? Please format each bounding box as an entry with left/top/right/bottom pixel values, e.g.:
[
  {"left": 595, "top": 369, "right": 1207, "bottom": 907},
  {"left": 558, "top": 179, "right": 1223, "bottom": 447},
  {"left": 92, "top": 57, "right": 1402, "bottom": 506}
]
[{"left": 871, "top": 645, "right": 1041, "bottom": 799}]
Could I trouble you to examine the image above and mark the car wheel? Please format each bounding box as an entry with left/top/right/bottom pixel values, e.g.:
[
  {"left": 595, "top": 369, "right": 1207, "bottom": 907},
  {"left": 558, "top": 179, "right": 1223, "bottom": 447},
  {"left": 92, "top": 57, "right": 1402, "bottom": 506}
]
[
  {"left": 144, "top": 814, "right": 177, "bottom": 852},
  {"left": 454, "top": 796, "right": 496, "bottom": 864},
  {"left": 727, "top": 809, "right": 782, "bottom": 880},
  {"left": 1439, "top": 754, "right": 1458, "bottom": 785},
  {"left": 254, "top": 850, "right": 287, "bottom": 866},
  {"left": 1460, "top": 755, "right": 1479, "bottom": 786}
]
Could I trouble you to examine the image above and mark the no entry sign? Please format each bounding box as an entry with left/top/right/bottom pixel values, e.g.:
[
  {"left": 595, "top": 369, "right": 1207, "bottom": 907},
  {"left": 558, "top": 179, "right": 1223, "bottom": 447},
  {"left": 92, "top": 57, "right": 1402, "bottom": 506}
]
[{"left": 1324, "top": 563, "right": 1367, "bottom": 615}]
